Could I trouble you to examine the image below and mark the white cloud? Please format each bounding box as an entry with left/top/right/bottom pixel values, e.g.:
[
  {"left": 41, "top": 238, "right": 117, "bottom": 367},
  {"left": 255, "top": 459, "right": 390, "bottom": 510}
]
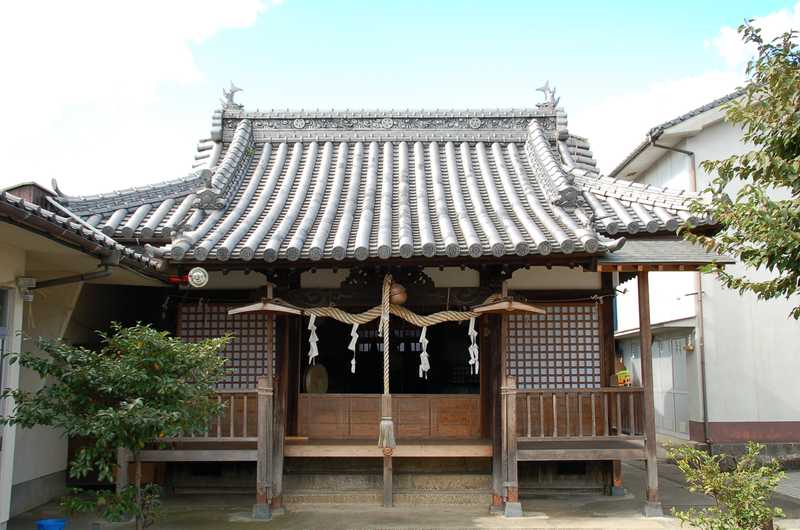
[
  {"left": 708, "top": 3, "right": 800, "bottom": 68},
  {"left": 573, "top": 2, "right": 800, "bottom": 175},
  {"left": 0, "top": 0, "right": 277, "bottom": 194}
]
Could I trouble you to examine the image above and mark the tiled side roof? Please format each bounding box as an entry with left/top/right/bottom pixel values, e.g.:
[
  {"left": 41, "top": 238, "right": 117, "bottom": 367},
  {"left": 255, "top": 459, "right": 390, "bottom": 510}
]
[
  {"left": 597, "top": 238, "right": 733, "bottom": 265},
  {"left": 608, "top": 89, "right": 744, "bottom": 179},
  {"left": 647, "top": 88, "right": 744, "bottom": 140},
  {"left": 0, "top": 191, "right": 162, "bottom": 270},
  {"left": 49, "top": 104, "right": 712, "bottom": 264}
]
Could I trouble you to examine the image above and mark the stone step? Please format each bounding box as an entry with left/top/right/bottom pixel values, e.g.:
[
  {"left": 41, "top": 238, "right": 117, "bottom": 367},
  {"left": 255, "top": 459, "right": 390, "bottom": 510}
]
[
  {"left": 283, "top": 473, "right": 491, "bottom": 492},
  {"left": 283, "top": 490, "right": 492, "bottom": 505}
]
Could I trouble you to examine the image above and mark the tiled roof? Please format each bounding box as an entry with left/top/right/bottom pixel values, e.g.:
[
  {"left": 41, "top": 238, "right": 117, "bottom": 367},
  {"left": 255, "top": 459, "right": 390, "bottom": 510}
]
[
  {"left": 596, "top": 238, "right": 733, "bottom": 265},
  {"left": 51, "top": 102, "right": 711, "bottom": 264},
  {"left": 0, "top": 190, "right": 163, "bottom": 270}
]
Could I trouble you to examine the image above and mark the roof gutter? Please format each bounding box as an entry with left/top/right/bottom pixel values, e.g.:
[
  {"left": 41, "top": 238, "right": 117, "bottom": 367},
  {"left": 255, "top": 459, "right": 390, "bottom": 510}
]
[
  {"left": 647, "top": 135, "right": 711, "bottom": 447},
  {"left": 31, "top": 266, "right": 112, "bottom": 290}
]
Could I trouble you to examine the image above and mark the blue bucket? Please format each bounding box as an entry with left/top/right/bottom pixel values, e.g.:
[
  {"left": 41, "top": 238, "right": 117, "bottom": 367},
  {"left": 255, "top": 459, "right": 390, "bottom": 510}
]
[{"left": 36, "top": 519, "right": 67, "bottom": 530}]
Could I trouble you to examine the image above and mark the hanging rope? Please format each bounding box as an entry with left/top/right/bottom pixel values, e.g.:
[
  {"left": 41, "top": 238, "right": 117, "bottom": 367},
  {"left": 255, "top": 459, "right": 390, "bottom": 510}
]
[
  {"left": 377, "top": 275, "right": 396, "bottom": 450},
  {"left": 300, "top": 303, "right": 479, "bottom": 327},
  {"left": 381, "top": 276, "right": 391, "bottom": 395}
]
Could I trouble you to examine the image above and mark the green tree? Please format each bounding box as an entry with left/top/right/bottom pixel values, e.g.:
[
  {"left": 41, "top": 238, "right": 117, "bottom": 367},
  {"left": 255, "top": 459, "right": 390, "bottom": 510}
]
[
  {"left": 683, "top": 24, "right": 800, "bottom": 318},
  {"left": 0, "top": 323, "right": 230, "bottom": 529},
  {"left": 667, "top": 442, "right": 784, "bottom": 530}
]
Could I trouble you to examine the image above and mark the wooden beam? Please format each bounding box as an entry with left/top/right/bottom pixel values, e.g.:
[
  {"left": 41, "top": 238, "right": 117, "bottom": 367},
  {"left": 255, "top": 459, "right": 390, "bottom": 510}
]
[
  {"left": 638, "top": 271, "right": 661, "bottom": 509},
  {"left": 134, "top": 450, "right": 258, "bottom": 462},
  {"left": 517, "top": 447, "right": 646, "bottom": 461},
  {"left": 283, "top": 441, "right": 492, "bottom": 458},
  {"left": 597, "top": 263, "right": 706, "bottom": 272}
]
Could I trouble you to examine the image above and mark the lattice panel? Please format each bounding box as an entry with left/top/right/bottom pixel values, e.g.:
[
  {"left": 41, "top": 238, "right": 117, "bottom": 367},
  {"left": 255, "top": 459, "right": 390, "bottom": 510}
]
[
  {"left": 177, "top": 303, "right": 276, "bottom": 390},
  {"left": 507, "top": 304, "right": 601, "bottom": 389}
]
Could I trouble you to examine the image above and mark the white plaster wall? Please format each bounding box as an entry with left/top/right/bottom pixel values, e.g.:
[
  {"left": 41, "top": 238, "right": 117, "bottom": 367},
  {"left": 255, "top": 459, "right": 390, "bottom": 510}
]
[
  {"left": 615, "top": 272, "right": 696, "bottom": 333},
  {"left": 12, "top": 282, "right": 81, "bottom": 487},
  {"left": 614, "top": 119, "right": 800, "bottom": 424},
  {"left": 0, "top": 245, "right": 25, "bottom": 528},
  {"left": 506, "top": 267, "right": 601, "bottom": 290}
]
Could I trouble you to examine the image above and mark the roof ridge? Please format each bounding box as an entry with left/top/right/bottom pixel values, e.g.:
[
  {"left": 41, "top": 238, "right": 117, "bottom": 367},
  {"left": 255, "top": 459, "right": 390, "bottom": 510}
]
[{"left": 222, "top": 107, "right": 557, "bottom": 117}]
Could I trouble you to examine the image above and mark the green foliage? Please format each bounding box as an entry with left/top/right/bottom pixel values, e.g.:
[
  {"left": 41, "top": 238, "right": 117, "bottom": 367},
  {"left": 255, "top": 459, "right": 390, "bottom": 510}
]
[
  {"left": 682, "top": 24, "right": 800, "bottom": 318},
  {"left": 61, "top": 484, "right": 161, "bottom": 526},
  {"left": 1, "top": 323, "right": 230, "bottom": 527},
  {"left": 667, "top": 442, "right": 784, "bottom": 530}
]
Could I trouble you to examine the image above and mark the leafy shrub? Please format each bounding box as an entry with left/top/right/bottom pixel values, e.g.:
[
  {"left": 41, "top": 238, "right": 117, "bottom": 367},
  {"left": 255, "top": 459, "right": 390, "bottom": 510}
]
[{"left": 668, "top": 442, "right": 784, "bottom": 530}]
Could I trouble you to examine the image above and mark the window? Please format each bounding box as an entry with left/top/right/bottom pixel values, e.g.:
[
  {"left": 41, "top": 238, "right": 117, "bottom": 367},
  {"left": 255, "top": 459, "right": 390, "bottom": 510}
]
[
  {"left": 177, "top": 302, "right": 277, "bottom": 390},
  {"left": 507, "top": 303, "right": 602, "bottom": 389}
]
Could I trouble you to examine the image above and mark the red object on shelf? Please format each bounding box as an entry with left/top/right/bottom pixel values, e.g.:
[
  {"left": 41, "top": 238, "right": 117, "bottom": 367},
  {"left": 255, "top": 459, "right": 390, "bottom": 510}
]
[{"left": 167, "top": 275, "right": 189, "bottom": 286}]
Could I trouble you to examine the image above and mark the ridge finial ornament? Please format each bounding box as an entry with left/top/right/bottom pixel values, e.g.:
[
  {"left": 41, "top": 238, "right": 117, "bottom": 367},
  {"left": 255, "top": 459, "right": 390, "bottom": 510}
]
[
  {"left": 221, "top": 82, "right": 243, "bottom": 110},
  {"left": 537, "top": 81, "right": 560, "bottom": 108}
]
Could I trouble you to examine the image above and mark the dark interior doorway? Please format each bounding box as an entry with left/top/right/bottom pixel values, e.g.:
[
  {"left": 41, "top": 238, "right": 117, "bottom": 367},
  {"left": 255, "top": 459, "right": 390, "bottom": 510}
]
[{"left": 302, "top": 314, "right": 479, "bottom": 395}]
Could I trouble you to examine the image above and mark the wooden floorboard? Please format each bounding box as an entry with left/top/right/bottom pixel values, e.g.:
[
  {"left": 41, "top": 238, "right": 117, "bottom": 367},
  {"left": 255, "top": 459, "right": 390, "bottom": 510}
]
[
  {"left": 136, "top": 438, "right": 643, "bottom": 462},
  {"left": 285, "top": 439, "right": 493, "bottom": 458}
]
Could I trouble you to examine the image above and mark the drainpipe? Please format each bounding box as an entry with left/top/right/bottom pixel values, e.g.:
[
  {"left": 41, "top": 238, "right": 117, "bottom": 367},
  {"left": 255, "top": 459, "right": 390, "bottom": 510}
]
[{"left": 648, "top": 136, "right": 711, "bottom": 446}]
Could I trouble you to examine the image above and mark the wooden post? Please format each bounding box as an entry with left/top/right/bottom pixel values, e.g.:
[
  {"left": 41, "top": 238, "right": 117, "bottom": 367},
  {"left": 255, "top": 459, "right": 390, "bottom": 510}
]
[
  {"left": 500, "top": 300, "right": 522, "bottom": 518},
  {"left": 115, "top": 448, "right": 129, "bottom": 493},
  {"left": 383, "top": 453, "right": 393, "bottom": 507},
  {"left": 381, "top": 393, "right": 393, "bottom": 507},
  {"left": 490, "top": 315, "right": 504, "bottom": 512},
  {"left": 254, "top": 373, "right": 274, "bottom": 520},
  {"left": 638, "top": 271, "right": 662, "bottom": 516},
  {"left": 503, "top": 377, "right": 519, "bottom": 508},
  {"left": 272, "top": 316, "right": 289, "bottom": 510}
]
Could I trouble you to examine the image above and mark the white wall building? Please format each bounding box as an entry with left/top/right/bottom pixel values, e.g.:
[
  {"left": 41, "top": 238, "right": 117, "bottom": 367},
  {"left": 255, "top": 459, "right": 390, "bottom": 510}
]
[
  {"left": 0, "top": 184, "right": 161, "bottom": 529},
  {"left": 610, "top": 92, "right": 800, "bottom": 455}
]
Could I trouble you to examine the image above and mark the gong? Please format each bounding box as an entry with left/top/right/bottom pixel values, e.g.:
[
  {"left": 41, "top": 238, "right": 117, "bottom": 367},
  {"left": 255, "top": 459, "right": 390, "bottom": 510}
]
[{"left": 304, "top": 364, "right": 329, "bottom": 394}]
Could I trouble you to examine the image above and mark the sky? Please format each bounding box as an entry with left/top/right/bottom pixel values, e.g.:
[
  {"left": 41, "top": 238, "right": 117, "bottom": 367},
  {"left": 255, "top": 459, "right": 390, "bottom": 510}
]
[{"left": 1, "top": 0, "right": 798, "bottom": 195}]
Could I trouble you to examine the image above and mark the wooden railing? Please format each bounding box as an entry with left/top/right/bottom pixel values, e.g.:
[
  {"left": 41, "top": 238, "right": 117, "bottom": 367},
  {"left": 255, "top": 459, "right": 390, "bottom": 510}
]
[
  {"left": 171, "top": 389, "right": 259, "bottom": 442},
  {"left": 514, "top": 387, "right": 645, "bottom": 442}
]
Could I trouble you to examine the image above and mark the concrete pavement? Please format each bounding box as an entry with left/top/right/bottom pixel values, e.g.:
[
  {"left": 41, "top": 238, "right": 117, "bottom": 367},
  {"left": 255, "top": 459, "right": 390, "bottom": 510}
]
[{"left": 9, "top": 460, "right": 800, "bottom": 529}]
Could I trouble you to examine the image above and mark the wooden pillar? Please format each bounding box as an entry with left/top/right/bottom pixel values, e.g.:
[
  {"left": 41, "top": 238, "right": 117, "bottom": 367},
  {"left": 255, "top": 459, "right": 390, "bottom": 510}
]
[
  {"left": 602, "top": 272, "right": 624, "bottom": 496},
  {"left": 638, "top": 271, "right": 662, "bottom": 516},
  {"left": 499, "top": 301, "right": 522, "bottom": 517},
  {"left": 503, "top": 377, "right": 519, "bottom": 507},
  {"left": 499, "top": 313, "right": 509, "bottom": 494},
  {"left": 383, "top": 453, "right": 393, "bottom": 507},
  {"left": 272, "top": 316, "right": 289, "bottom": 510},
  {"left": 490, "top": 315, "right": 504, "bottom": 511},
  {"left": 254, "top": 314, "right": 275, "bottom": 520}
]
